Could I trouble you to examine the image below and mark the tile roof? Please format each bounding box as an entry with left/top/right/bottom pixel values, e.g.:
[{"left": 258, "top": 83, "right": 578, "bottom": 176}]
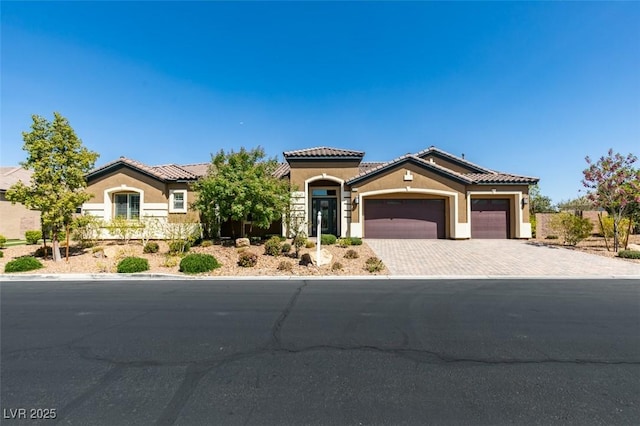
[
  {"left": 283, "top": 146, "right": 365, "bottom": 159},
  {"left": 88, "top": 157, "right": 201, "bottom": 182},
  {"left": 414, "top": 146, "right": 495, "bottom": 173},
  {"left": 464, "top": 172, "right": 539, "bottom": 184},
  {"left": 0, "top": 167, "right": 32, "bottom": 191},
  {"left": 177, "top": 163, "right": 210, "bottom": 177},
  {"left": 273, "top": 162, "right": 290, "bottom": 178}
]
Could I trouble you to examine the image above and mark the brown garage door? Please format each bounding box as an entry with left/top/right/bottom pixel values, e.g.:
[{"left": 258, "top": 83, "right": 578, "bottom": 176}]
[
  {"left": 364, "top": 199, "right": 446, "bottom": 239},
  {"left": 471, "top": 199, "right": 510, "bottom": 239}
]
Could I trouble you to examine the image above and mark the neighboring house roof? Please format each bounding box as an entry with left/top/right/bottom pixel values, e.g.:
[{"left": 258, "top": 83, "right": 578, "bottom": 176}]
[
  {"left": 283, "top": 146, "right": 365, "bottom": 160},
  {"left": 463, "top": 172, "right": 539, "bottom": 184},
  {"left": 273, "top": 162, "right": 291, "bottom": 179},
  {"left": 0, "top": 167, "right": 32, "bottom": 191},
  {"left": 87, "top": 157, "right": 202, "bottom": 182},
  {"left": 414, "top": 146, "right": 495, "bottom": 174}
]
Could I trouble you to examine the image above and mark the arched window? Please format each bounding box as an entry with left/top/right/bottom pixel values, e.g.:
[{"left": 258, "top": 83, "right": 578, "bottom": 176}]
[{"left": 114, "top": 193, "right": 140, "bottom": 220}]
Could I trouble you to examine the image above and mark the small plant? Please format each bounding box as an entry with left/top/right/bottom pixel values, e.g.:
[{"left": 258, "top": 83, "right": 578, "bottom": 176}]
[
  {"left": 71, "top": 214, "right": 103, "bottom": 247},
  {"left": 34, "top": 246, "right": 53, "bottom": 258},
  {"left": 292, "top": 233, "right": 307, "bottom": 258},
  {"left": 169, "top": 240, "right": 191, "bottom": 255},
  {"left": 546, "top": 235, "right": 559, "bottom": 240},
  {"left": 331, "top": 262, "right": 343, "bottom": 271},
  {"left": 281, "top": 243, "right": 291, "bottom": 254},
  {"left": 238, "top": 251, "right": 258, "bottom": 267},
  {"left": 179, "top": 253, "right": 221, "bottom": 274},
  {"left": 0, "top": 250, "right": 3, "bottom": 258},
  {"left": 200, "top": 240, "right": 213, "bottom": 248},
  {"left": 264, "top": 236, "right": 282, "bottom": 256},
  {"left": 117, "top": 257, "right": 149, "bottom": 273},
  {"left": 550, "top": 213, "right": 593, "bottom": 246},
  {"left": 5, "top": 256, "right": 43, "bottom": 273},
  {"left": 0, "top": 235, "right": 6, "bottom": 248},
  {"left": 163, "top": 255, "right": 180, "bottom": 268},
  {"left": 299, "top": 253, "right": 313, "bottom": 266},
  {"left": 618, "top": 250, "right": 640, "bottom": 259},
  {"left": 344, "top": 249, "right": 359, "bottom": 259},
  {"left": 348, "top": 237, "right": 362, "bottom": 246},
  {"left": 364, "top": 256, "right": 385, "bottom": 273},
  {"left": 337, "top": 238, "right": 351, "bottom": 248},
  {"left": 305, "top": 240, "right": 316, "bottom": 249},
  {"left": 95, "top": 261, "right": 111, "bottom": 273},
  {"left": 25, "top": 230, "right": 42, "bottom": 245},
  {"left": 320, "top": 234, "right": 337, "bottom": 245},
  {"left": 277, "top": 260, "right": 293, "bottom": 272},
  {"left": 143, "top": 242, "right": 160, "bottom": 254}
]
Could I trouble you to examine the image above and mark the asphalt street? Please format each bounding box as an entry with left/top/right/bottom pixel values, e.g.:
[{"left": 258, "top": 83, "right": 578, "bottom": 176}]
[{"left": 1, "top": 279, "right": 639, "bottom": 425}]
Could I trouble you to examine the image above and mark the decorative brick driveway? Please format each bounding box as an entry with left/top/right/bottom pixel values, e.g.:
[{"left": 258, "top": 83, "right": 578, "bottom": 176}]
[{"left": 366, "top": 239, "right": 640, "bottom": 277}]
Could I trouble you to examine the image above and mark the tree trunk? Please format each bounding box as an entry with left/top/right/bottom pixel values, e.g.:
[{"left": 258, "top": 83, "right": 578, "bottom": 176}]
[
  {"left": 613, "top": 220, "right": 619, "bottom": 253},
  {"left": 623, "top": 218, "right": 632, "bottom": 250},
  {"left": 66, "top": 224, "right": 70, "bottom": 261},
  {"left": 52, "top": 238, "right": 62, "bottom": 262},
  {"left": 598, "top": 213, "right": 610, "bottom": 252}
]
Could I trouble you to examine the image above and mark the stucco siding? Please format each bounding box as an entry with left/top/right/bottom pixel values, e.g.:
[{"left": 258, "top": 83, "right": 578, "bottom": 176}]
[{"left": 0, "top": 193, "right": 41, "bottom": 239}]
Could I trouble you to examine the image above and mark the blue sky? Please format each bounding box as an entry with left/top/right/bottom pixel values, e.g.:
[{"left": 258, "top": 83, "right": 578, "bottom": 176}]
[{"left": 1, "top": 2, "right": 638, "bottom": 203}]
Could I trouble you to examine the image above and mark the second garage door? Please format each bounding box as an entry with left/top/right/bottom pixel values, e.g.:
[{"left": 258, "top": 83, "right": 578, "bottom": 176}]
[
  {"left": 364, "top": 199, "right": 446, "bottom": 239},
  {"left": 471, "top": 199, "right": 510, "bottom": 239}
]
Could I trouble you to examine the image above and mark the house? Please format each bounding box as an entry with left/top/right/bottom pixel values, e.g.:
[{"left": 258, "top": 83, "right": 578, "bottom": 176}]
[
  {"left": 82, "top": 146, "right": 538, "bottom": 239},
  {"left": 0, "top": 167, "right": 41, "bottom": 239}
]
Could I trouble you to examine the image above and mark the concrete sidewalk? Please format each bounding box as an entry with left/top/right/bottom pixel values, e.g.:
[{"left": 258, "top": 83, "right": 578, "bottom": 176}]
[{"left": 366, "top": 239, "right": 640, "bottom": 277}]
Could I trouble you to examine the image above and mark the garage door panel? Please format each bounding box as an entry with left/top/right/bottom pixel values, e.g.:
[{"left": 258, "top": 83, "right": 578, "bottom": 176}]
[
  {"left": 364, "top": 199, "right": 445, "bottom": 239},
  {"left": 471, "top": 199, "right": 509, "bottom": 239}
]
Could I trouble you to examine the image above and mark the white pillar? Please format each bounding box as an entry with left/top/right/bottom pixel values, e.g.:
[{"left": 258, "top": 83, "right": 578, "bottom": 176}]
[{"left": 316, "top": 210, "right": 322, "bottom": 260}]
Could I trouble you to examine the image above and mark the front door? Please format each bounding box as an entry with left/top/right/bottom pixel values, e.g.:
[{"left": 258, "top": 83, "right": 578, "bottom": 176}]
[{"left": 311, "top": 198, "right": 338, "bottom": 236}]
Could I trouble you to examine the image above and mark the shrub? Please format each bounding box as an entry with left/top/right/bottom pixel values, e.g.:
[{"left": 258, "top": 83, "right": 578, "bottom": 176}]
[
  {"left": 299, "top": 253, "right": 313, "bottom": 266},
  {"left": 238, "top": 251, "right": 258, "bottom": 267},
  {"left": 618, "top": 250, "right": 640, "bottom": 259},
  {"left": 550, "top": 213, "right": 593, "bottom": 246},
  {"left": 344, "top": 249, "right": 359, "bottom": 259},
  {"left": 200, "top": 240, "right": 213, "bottom": 248},
  {"left": 264, "top": 236, "right": 282, "bottom": 256},
  {"left": 277, "top": 260, "right": 293, "bottom": 272},
  {"left": 348, "top": 237, "right": 362, "bottom": 246},
  {"left": 331, "top": 262, "right": 343, "bottom": 271},
  {"left": 25, "top": 230, "right": 42, "bottom": 245},
  {"left": 179, "top": 253, "right": 221, "bottom": 274},
  {"left": 337, "top": 238, "right": 351, "bottom": 248},
  {"left": 143, "top": 242, "right": 160, "bottom": 254},
  {"left": 117, "top": 257, "right": 149, "bottom": 273},
  {"left": 71, "top": 214, "right": 102, "bottom": 247},
  {"left": 546, "top": 235, "right": 559, "bottom": 240},
  {"left": 0, "top": 250, "right": 4, "bottom": 258},
  {"left": 5, "top": 256, "right": 43, "bottom": 273},
  {"left": 163, "top": 255, "right": 180, "bottom": 268},
  {"left": 281, "top": 243, "right": 291, "bottom": 254},
  {"left": 530, "top": 215, "right": 537, "bottom": 238},
  {"left": 364, "top": 257, "right": 385, "bottom": 273},
  {"left": 0, "top": 235, "right": 6, "bottom": 248},
  {"left": 320, "top": 234, "right": 337, "bottom": 245},
  {"left": 305, "top": 240, "right": 316, "bottom": 249},
  {"left": 34, "top": 246, "right": 53, "bottom": 258},
  {"left": 292, "top": 233, "right": 307, "bottom": 258},
  {"left": 169, "top": 240, "right": 191, "bottom": 255}
]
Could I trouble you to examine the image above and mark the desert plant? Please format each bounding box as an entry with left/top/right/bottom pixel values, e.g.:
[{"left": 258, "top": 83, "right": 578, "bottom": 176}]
[
  {"left": 179, "top": 253, "right": 220, "bottom": 274},
  {"left": 331, "top": 262, "right": 343, "bottom": 271},
  {"left": 618, "top": 250, "right": 640, "bottom": 259},
  {"left": 321, "top": 234, "right": 337, "bottom": 245},
  {"left": 169, "top": 240, "right": 191, "bottom": 256},
  {"left": 550, "top": 212, "right": 593, "bottom": 246},
  {"left": 163, "top": 255, "right": 181, "bottom": 268},
  {"left": 116, "top": 256, "right": 149, "bottom": 273},
  {"left": 0, "top": 235, "right": 7, "bottom": 248},
  {"left": 238, "top": 251, "right": 258, "bottom": 267},
  {"left": 305, "top": 240, "right": 316, "bottom": 249},
  {"left": 105, "top": 217, "right": 143, "bottom": 244},
  {"left": 264, "top": 236, "right": 282, "bottom": 256},
  {"left": 364, "top": 257, "right": 385, "bottom": 273},
  {"left": 5, "top": 256, "right": 43, "bottom": 273},
  {"left": 292, "top": 233, "right": 307, "bottom": 258},
  {"left": 281, "top": 243, "right": 291, "bottom": 254},
  {"left": 25, "top": 230, "right": 42, "bottom": 245},
  {"left": 277, "top": 260, "right": 293, "bottom": 272},
  {"left": 71, "top": 214, "right": 103, "bottom": 247},
  {"left": 0, "top": 250, "right": 4, "bottom": 258},
  {"left": 200, "top": 240, "right": 213, "bottom": 248},
  {"left": 337, "top": 238, "right": 351, "bottom": 248},
  {"left": 299, "top": 253, "right": 313, "bottom": 266},
  {"left": 599, "top": 216, "right": 632, "bottom": 251},
  {"left": 546, "top": 235, "right": 559, "bottom": 240},
  {"left": 344, "top": 249, "right": 359, "bottom": 259},
  {"left": 143, "top": 242, "right": 160, "bottom": 254},
  {"left": 348, "top": 237, "right": 362, "bottom": 246}
]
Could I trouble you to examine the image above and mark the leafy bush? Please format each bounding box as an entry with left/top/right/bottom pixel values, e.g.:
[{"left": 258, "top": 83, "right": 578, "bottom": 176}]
[
  {"left": 200, "top": 240, "right": 213, "bottom": 248},
  {"left": 238, "top": 251, "right": 258, "bottom": 267},
  {"left": 320, "top": 234, "right": 337, "bottom": 245},
  {"left": 599, "top": 216, "right": 631, "bottom": 241},
  {"left": 34, "top": 246, "right": 53, "bottom": 258},
  {"left": 292, "top": 233, "right": 307, "bottom": 257},
  {"left": 105, "top": 217, "right": 143, "bottom": 244},
  {"left": 550, "top": 213, "right": 593, "bottom": 246},
  {"left": 337, "top": 238, "right": 351, "bottom": 248},
  {"left": 25, "top": 230, "right": 42, "bottom": 245},
  {"left": 0, "top": 235, "right": 6, "bottom": 248},
  {"left": 364, "top": 257, "right": 385, "bottom": 273},
  {"left": 348, "top": 237, "right": 362, "bottom": 246},
  {"left": 179, "top": 253, "right": 221, "bottom": 274},
  {"left": 530, "top": 215, "right": 537, "bottom": 238},
  {"left": 264, "top": 236, "right": 282, "bottom": 256},
  {"left": 618, "top": 250, "right": 640, "bottom": 259},
  {"left": 277, "top": 260, "right": 293, "bottom": 272},
  {"left": 0, "top": 250, "right": 4, "bottom": 258},
  {"left": 344, "top": 249, "right": 359, "bottom": 259},
  {"left": 281, "top": 243, "right": 291, "bottom": 254},
  {"left": 117, "top": 256, "right": 149, "bottom": 273},
  {"left": 143, "top": 242, "right": 159, "bottom": 253},
  {"left": 71, "top": 214, "right": 103, "bottom": 247},
  {"left": 5, "top": 256, "right": 43, "bottom": 273},
  {"left": 331, "top": 262, "right": 343, "bottom": 271},
  {"left": 305, "top": 240, "right": 316, "bottom": 248},
  {"left": 169, "top": 240, "right": 191, "bottom": 255}
]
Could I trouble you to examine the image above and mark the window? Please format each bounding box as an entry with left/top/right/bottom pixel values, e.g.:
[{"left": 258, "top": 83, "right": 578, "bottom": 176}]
[
  {"left": 114, "top": 193, "right": 140, "bottom": 220},
  {"left": 312, "top": 189, "right": 337, "bottom": 196},
  {"left": 170, "top": 190, "right": 187, "bottom": 213}
]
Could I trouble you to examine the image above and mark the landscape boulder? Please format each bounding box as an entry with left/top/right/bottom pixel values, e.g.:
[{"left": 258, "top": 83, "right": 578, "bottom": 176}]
[
  {"left": 309, "top": 248, "right": 333, "bottom": 266},
  {"left": 235, "top": 238, "right": 250, "bottom": 248}
]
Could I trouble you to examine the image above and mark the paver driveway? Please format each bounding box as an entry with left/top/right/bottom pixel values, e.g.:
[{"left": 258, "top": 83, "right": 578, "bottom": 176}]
[{"left": 366, "top": 239, "right": 640, "bottom": 277}]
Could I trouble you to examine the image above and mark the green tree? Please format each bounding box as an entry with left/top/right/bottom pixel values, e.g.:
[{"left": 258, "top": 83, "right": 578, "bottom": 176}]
[
  {"left": 193, "top": 147, "right": 290, "bottom": 238},
  {"left": 6, "top": 113, "right": 99, "bottom": 261},
  {"left": 582, "top": 149, "right": 640, "bottom": 252},
  {"left": 528, "top": 184, "right": 556, "bottom": 214}
]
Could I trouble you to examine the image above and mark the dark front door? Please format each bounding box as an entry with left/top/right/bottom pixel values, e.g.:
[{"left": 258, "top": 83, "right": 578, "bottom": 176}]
[{"left": 311, "top": 198, "right": 338, "bottom": 237}]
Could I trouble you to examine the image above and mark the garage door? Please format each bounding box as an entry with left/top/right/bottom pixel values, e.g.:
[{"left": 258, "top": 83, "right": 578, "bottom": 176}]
[
  {"left": 364, "top": 199, "right": 446, "bottom": 239},
  {"left": 471, "top": 199, "right": 510, "bottom": 239}
]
